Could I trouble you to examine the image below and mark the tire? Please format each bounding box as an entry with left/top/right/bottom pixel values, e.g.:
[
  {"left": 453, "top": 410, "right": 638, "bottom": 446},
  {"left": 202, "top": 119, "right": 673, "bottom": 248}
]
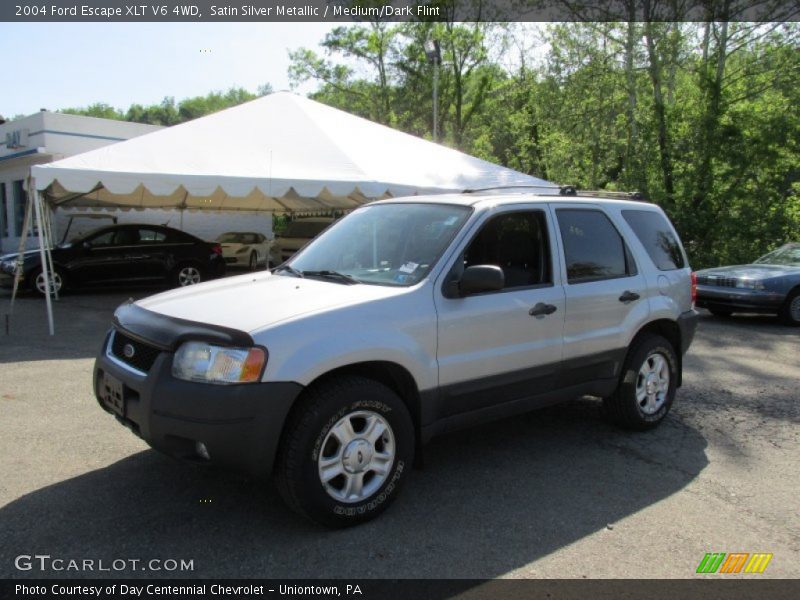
[
  {"left": 172, "top": 264, "right": 203, "bottom": 287},
  {"left": 779, "top": 289, "right": 800, "bottom": 326},
  {"left": 604, "top": 334, "right": 678, "bottom": 431},
  {"left": 275, "top": 376, "right": 414, "bottom": 528},
  {"left": 29, "top": 267, "right": 66, "bottom": 297},
  {"left": 249, "top": 252, "right": 258, "bottom": 271},
  {"left": 708, "top": 308, "right": 733, "bottom": 318}
]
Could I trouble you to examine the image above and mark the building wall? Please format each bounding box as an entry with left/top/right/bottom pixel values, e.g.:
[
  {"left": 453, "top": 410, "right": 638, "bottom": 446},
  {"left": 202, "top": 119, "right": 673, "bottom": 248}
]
[{"left": 0, "top": 112, "right": 161, "bottom": 254}]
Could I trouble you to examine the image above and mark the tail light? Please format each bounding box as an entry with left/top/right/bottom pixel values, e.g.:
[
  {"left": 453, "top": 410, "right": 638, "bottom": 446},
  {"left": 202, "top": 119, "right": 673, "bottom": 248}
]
[
  {"left": 691, "top": 272, "right": 697, "bottom": 307},
  {"left": 211, "top": 243, "right": 223, "bottom": 256}
]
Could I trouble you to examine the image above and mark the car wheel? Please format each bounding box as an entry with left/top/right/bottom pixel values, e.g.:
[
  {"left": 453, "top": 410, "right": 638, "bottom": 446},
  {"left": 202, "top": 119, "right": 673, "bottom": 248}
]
[
  {"left": 173, "top": 264, "right": 203, "bottom": 287},
  {"left": 603, "top": 334, "right": 678, "bottom": 430},
  {"left": 708, "top": 308, "right": 733, "bottom": 318},
  {"left": 275, "top": 376, "right": 414, "bottom": 528},
  {"left": 29, "top": 267, "right": 66, "bottom": 297},
  {"left": 780, "top": 289, "right": 800, "bottom": 326},
  {"left": 249, "top": 252, "right": 258, "bottom": 271}
]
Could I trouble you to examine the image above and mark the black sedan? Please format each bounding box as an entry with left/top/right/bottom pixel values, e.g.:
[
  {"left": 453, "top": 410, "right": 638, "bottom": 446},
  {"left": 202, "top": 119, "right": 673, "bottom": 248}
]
[
  {"left": 695, "top": 243, "right": 800, "bottom": 326},
  {"left": 0, "top": 224, "right": 226, "bottom": 296}
]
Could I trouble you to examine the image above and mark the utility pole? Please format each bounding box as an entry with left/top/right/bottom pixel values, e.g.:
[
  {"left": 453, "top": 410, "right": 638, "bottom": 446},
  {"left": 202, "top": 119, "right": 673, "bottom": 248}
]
[{"left": 424, "top": 39, "right": 442, "bottom": 142}]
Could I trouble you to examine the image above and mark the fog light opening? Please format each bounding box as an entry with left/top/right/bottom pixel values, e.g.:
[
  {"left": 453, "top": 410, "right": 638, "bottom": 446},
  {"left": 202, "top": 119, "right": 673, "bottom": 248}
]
[{"left": 195, "top": 441, "right": 211, "bottom": 461}]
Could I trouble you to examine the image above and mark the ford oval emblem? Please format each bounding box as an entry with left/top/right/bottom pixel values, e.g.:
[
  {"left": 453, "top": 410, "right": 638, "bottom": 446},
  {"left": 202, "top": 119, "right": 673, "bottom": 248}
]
[{"left": 122, "top": 344, "right": 136, "bottom": 359}]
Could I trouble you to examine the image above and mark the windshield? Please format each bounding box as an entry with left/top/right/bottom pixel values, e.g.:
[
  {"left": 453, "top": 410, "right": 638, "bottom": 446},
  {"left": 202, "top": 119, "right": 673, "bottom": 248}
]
[
  {"left": 217, "top": 232, "right": 258, "bottom": 244},
  {"left": 284, "top": 203, "right": 472, "bottom": 286},
  {"left": 283, "top": 220, "right": 332, "bottom": 238},
  {"left": 754, "top": 244, "right": 800, "bottom": 266}
]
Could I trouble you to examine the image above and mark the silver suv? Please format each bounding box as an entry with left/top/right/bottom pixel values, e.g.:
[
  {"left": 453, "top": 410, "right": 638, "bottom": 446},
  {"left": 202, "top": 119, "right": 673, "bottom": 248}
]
[{"left": 94, "top": 191, "right": 698, "bottom": 527}]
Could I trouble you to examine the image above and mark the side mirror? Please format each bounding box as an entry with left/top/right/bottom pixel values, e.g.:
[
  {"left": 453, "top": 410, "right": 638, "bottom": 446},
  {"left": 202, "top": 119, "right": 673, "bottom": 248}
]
[
  {"left": 457, "top": 265, "right": 505, "bottom": 296},
  {"left": 82, "top": 241, "right": 92, "bottom": 250}
]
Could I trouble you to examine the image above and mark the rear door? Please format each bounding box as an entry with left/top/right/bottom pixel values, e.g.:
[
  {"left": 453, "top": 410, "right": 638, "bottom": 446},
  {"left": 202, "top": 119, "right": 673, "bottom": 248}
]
[
  {"left": 434, "top": 205, "right": 565, "bottom": 420},
  {"left": 550, "top": 204, "right": 650, "bottom": 385},
  {"left": 132, "top": 227, "right": 171, "bottom": 280}
]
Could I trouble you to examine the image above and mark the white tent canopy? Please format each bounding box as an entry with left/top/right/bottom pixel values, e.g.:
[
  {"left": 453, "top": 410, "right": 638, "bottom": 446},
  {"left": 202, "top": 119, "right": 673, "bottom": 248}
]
[{"left": 32, "top": 91, "right": 556, "bottom": 211}]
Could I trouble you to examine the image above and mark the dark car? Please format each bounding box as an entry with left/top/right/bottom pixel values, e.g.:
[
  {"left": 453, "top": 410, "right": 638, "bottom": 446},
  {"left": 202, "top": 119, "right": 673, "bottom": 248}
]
[
  {"left": 695, "top": 243, "right": 800, "bottom": 326},
  {"left": 0, "top": 224, "right": 226, "bottom": 296}
]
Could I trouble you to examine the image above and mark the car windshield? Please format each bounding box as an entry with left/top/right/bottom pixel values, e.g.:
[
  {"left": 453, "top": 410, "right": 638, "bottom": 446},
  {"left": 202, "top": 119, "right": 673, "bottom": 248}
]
[
  {"left": 217, "top": 232, "right": 257, "bottom": 243},
  {"left": 754, "top": 244, "right": 800, "bottom": 266},
  {"left": 283, "top": 203, "right": 472, "bottom": 286},
  {"left": 283, "top": 220, "right": 332, "bottom": 238}
]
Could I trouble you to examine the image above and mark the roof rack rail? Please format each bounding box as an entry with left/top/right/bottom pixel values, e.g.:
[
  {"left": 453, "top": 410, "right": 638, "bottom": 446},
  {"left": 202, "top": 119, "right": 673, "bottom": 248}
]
[
  {"left": 462, "top": 185, "right": 561, "bottom": 194},
  {"left": 559, "top": 185, "right": 646, "bottom": 201}
]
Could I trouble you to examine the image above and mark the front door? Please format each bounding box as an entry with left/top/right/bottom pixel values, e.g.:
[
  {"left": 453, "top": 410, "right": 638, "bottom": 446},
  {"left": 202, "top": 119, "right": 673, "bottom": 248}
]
[{"left": 434, "top": 207, "right": 565, "bottom": 420}]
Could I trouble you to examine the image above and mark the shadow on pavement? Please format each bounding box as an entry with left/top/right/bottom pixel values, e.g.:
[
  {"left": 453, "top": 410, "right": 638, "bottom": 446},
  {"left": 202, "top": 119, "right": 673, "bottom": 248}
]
[{"left": 0, "top": 399, "right": 708, "bottom": 579}]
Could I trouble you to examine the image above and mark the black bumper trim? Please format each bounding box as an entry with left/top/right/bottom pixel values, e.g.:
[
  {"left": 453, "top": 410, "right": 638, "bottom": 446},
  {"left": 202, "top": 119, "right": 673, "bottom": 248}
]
[{"left": 677, "top": 309, "right": 699, "bottom": 355}]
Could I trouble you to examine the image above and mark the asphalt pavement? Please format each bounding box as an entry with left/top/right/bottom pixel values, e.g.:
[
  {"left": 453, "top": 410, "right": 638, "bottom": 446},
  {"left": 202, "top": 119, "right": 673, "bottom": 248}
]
[{"left": 0, "top": 287, "right": 797, "bottom": 579}]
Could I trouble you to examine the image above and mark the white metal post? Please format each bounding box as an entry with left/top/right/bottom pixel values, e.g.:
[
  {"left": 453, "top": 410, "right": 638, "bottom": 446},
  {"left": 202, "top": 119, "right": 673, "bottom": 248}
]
[{"left": 30, "top": 177, "right": 55, "bottom": 335}]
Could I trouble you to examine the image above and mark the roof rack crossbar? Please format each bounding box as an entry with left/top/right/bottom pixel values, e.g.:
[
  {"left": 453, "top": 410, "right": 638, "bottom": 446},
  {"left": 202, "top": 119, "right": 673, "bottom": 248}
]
[
  {"left": 462, "top": 185, "right": 561, "bottom": 194},
  {"left": 559, "top": 185, "right": 645, "bottom": 200}
]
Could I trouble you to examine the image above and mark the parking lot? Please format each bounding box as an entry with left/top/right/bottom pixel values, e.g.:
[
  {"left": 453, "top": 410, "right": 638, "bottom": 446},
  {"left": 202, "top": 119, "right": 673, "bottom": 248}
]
[{"left": 0, "top": 286, "right": 798, "bottom": 579}]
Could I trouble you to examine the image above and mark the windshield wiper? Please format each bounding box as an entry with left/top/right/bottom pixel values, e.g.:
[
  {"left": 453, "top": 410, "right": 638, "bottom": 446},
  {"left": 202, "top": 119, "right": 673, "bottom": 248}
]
[
  {"left": 272, "top": 265, "right": 304, "bottom": 278},
  {"left": 302, "top": 270, "right": 360, "bottom": 285}
]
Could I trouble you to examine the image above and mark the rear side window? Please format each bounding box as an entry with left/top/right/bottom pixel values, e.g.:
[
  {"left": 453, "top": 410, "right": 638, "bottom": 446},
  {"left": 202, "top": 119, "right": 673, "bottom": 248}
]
[
  {"left": 622, "top": 210, "right": 685, "bottom": 270},
  {"left": 138, "top": 228, "right": 167, "bottom": 243},
  {"left": 557, "top": 209, "right": 634, "bottom": 283}
]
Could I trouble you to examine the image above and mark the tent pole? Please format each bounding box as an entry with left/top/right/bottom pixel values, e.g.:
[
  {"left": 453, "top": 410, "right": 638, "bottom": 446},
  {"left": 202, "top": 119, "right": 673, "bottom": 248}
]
[
  {"left": 42, "top": 196, "right": 59, "bottom": 300},
  {"left": 31, "top": 176, "right": 55, "bottom": 335},
  {"left": 5, "top": 176, "right": 36, "bottom": 330}
]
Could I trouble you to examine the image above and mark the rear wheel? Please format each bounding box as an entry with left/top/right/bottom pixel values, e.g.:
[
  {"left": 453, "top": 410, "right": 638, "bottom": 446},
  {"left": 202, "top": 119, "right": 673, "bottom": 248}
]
[
  {"left": 172, "top": 264, "right": 203, "bottom": 287},
  {"left": 779, "top": 289, "right": 800, "bottom": 326},
  {"left": 708, "top": 308, "right": 733, "bottom": 318},
  {"left": 275, "top": 376, "right": 414, "bottom": 527},
  {"left": 604, "top": 334, "right": 678, "bottom": 430},
  {"left": 29, "top": 267, "right": 65, "bottom": 297},
  {"left": 249, "top": 251, "right": 258, "bottom": 271}
]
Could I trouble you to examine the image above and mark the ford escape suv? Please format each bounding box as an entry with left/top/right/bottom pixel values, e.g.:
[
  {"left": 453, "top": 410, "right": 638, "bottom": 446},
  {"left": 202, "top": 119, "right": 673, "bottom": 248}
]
[{"left": 94, "top": 191, "right": 698, "bottom": 527}]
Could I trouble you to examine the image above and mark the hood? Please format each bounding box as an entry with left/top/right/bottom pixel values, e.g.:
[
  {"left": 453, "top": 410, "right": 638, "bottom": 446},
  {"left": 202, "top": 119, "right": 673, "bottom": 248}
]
[
  {"left": 697, "top": 264, "right": 800, "bottom": 279},
  {"left": 135, "top": 271, "right": 406, "bottom": 333},
  {"left": 1, "top": 249, "right": 41, "bottom": 261}
]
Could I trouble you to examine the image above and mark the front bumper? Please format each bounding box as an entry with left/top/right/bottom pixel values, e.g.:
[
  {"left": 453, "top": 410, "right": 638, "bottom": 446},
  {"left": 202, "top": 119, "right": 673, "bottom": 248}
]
[
  {"left": 696, "top": 285, "right": 784, "bottom": 314},
  {"left": 94, "top": 330, "right": 302, "bottom": 477}
]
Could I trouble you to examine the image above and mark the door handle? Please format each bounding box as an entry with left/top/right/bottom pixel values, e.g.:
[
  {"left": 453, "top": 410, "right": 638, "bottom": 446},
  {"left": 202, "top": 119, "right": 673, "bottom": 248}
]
[
  {"left": 529, "top": 302, "right": 558, "bottom": 317},
  {"left": 619, "top": 290, "right": 640, "bottom": 303}
]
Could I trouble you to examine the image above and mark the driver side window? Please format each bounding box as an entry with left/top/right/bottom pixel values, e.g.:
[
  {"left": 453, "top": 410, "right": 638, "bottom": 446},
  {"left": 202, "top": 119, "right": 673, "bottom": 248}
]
[{"left": 462, "top": 210, "right": 552, "bottom": 290}]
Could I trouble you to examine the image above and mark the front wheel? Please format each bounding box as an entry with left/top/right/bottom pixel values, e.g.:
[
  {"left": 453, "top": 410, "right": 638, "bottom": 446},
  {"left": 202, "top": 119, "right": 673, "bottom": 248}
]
[
  {"left": 604, "top": 334, "right": 678, "bottom": 430},
  {"left": 29, "top": 267, "right": 66, "bottom": 297},
  {"left": 275, "top": 376, "right": 414, "bottom": 527},
  {"left": 249, "top": 251, "right": 258, "bottom": 271},
  {"left": 779, "top": 290, "right": 800, "bottom": 326}
]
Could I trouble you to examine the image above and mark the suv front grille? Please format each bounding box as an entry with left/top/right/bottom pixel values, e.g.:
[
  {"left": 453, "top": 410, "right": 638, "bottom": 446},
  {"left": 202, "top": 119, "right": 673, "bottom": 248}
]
[
  {"left": 696, "top": 275, "right": 737, "bottom": 287},
  {"left": 110, "top": 331, "right": 161, "bottom": 373}
]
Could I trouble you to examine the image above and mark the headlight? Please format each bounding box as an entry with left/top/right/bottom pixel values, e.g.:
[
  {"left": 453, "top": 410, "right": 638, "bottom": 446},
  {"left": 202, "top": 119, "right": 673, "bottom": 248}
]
[
  {"left": 172, "top": 341, "right": 267, "bottom": 384},
  {"left": 735, "top": 279, "right": 765, "bottom": 290}
]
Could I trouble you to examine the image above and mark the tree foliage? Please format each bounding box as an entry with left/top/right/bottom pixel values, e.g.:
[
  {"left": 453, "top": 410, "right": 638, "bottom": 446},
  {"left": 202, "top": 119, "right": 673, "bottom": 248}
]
[
  {"left": 289, "top": 19, "right": 799, "bottom": 268},
  {"left": 60, "top": 85, "right": 273, "bottom": 126}
]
